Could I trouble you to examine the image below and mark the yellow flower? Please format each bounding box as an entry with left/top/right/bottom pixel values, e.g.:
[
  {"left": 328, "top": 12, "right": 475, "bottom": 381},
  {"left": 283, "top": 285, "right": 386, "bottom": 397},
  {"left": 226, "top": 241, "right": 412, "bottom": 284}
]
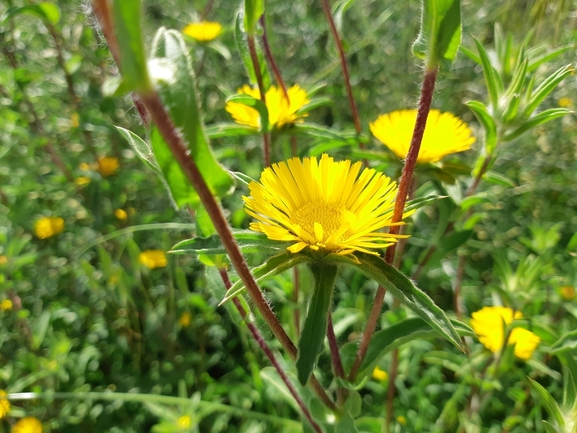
[
  {"left": 114, "top": 209, "right": 128, "bottom": 221},
  {"left": 97, "top": 157, "right": 119, "bottom": 177},
  {"left": 70, "top": 112, "right": 79, "bottom": 128},
  {"left": 0, "top": 255, "right": 7, "bottom": 265},
  {"left": 0, "top": 299, "right": 12, "bottom": 311},
  {"left": 471, "top": 306, "right": 541, "bottom": 360},
  {"left": 79, "top": 162, "right": 92, "bottom": 171},
  {"left": 558, "top": 97, "right": 573, "bottom": 108},
  {"left": 182, "top": 21, "right": 222, "bottom": 42},
  {"left": 177, "top": 415, "right": 192, "bottom": 428},
  {"left": 560, "top": 286, "right": 576, "bottom": 301},
  {"left": 372, "top": 366, "right": 388, "bottom": 381},
  {"left": 0, "top": 390, "right": 9, "bottom": 419},
  {"left": 75, "top": 176, "right": 91, "bottom": 186},
  {"left": 243, "top": 154, "right": 407, "bottom": 256},
  {"left": 370, "top": 109, "right": 476, "bottom": 163},
  {"left": 139, "top": 250, "right": 167, "bottom": 269},
  {"left": 34, "top": 217, "right": 64, "bottom": 239},
  {"left": 397, "top": 415, "right": 407, "bottom": 425},
  {"left": 12, "top": 417, "right": 43, "bottom": 433},
  {"left": 178, "top": 312, "right": 192, "bottom": 328},
  {"left": 225, "top": 84, "right": 310, "bottom": 130}
]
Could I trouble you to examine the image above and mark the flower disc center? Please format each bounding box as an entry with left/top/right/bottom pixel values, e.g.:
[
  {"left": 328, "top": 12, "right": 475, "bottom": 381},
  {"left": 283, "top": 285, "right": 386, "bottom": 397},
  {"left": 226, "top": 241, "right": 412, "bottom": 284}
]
[{"left": 293, "top": 202, "right": 356, "bottom": 243}]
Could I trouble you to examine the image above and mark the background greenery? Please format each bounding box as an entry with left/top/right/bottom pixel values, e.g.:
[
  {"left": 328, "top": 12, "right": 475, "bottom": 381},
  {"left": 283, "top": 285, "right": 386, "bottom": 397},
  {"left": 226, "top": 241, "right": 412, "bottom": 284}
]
[{"left": 0, "top": 0, "right": 576, "bottom": 431}]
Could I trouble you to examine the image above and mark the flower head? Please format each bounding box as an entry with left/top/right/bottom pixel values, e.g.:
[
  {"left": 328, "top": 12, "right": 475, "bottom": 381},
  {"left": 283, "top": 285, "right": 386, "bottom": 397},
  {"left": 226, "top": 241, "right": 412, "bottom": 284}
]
[
  {"left": 0, "top": 256, "right": 7, "bottom": 265},
  {"left": 560, "top": 286, "right": 576, "bottom": 301},
  {"left": 139, "top": 250, "right": 167, "bottom": 269},
  {"left": 225, "top": 85, "right": 310, "bottom": 130},
  {"left": 75, "top": 176, "right": 91, "bottom": 187},
  {"left": 0, "top": 299, "right": 12, "bottom": 311},
  {"left": 12, "top": 417, "right": 43, "bottom": 433},
  {"left": 558, "top": 97, "right": 573, "bottom": 108},
  {"left": 182, "top": 21, "right": 222, "bottom": 42},
  {"left": 372, "top": 366, "right": 388, "bottom": 381},
  {"left": 243, "top": 154, "right": 407, "bottom": 256},
  {"left": 34, "top": 217, "right": 64, "bottom": 239},
  {"left": 114, "top": 209, "right": 128, "bottom": 221},
  {"left": 0, "top": 390, "right": 10, "bottom": 419},
  {"left": 178, "top": 312, "right": 192, "bottom": 328},
  {"left": 97, "top": 157, "right": 119, "bottom": 177},
  {"left": 177, "top": 415, "right": 192, "bottom": 429},
  {"left": 370, "top": 109, "right": 475, "bottom": 163},
  {"left": 471, "top": 306, "right": 541, "bottom": 360}
]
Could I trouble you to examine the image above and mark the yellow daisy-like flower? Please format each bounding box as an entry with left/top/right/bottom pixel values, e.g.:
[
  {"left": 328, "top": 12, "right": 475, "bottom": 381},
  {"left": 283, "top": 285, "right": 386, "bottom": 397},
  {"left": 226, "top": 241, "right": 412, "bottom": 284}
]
[
  {"left": 558, "top": 97, "right": 573, "bottom": 108},
  {"left": 0, "top": 390, "right": 10, "bottom": 418},
  {"left": 370, "top": 109, "right": 476, "bottom": 163},
  {"left": 177, "top": 415, "right": 192, "bottom": 428},
  {"left": 114, "top": 209, "right": 128, "bottom": 221},
  {"left": 397, "top": 416, "right": 407, "bottom": 425},
  {"left": 372, "top": 366, "right": 388, "bottom": 381},
  {"left": 182, "top": 21, "right": 222, "bottom": 42},
  {"left": 0, "top": 255, "right": 7, "bottom": 265},
  {"left": 97, "top": 157, "right": 119, "bottom": 177},
  {"left": 0, "top": 299, "right": 12, "bottom": 311},
  {"left": 560, "top": 285, "right": 576, "bottom": 301},
  {"left": 243, "top": 154, "right": 406, "bottom": 256},
  {"left": 12, "top": 417, "right": 43, "bottom": 433},
  {"left": 34, "top": 217, "right": 64, "bottom": 239},
  {"left": 139, "top": 250, "right": 167, "bottom": 269},
  {"left": 178, "top": 312, "right": 192, "bottom": 328},
  {"left": 225, "top": 84, "right": 310, "bottom": 130},
  {"left": 470, "top": 306, "right": 541, "bottom": 360},
  {"left": 75, "top": 176, "right": 91, "bottom": 186}
]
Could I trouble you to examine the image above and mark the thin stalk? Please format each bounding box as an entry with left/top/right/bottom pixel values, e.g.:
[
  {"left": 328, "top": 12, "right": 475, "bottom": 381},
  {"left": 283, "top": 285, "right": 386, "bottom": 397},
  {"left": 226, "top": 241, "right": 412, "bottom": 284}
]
[
  {"left": 320, "top": 0, "right": 362, "bottom": 137},
  {"left": 200, "top": 0, "right": 215, "bottom": 20},
  {"left": 259, "top": 15, "right": 288, "bottom": 101},
  {"left": 246, "top": 34, "right": 271, "bottom": 166},
  {"left": 218, "top": 269, "right": 322, "bottom": 433},
  {"left": 327, "top": 314, "right": 347, "bottom": 405},
  {"left": 348, "top": 68, "right": 439, "bottom": 383}
]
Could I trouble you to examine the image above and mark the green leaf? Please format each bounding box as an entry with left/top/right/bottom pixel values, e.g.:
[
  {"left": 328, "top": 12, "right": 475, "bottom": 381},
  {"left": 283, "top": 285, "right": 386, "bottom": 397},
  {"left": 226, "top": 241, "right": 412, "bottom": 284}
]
[
  {"left": 329, "top": 252, "right": 463, "bottom": 351},
  {"left": 542, "top": 421, "right": 560, "bottom": 433},
  {"left": 3, "top": 2, "right": 61, "bottom": 25},
  {"left": 503, "top": 108, "right": 570, "bottom": 142},
  {"left": 115, "top": 127, "right": 161, "bottom": 175},
  {"left": 412, "top": 0, "right": 462, "bottom": 70},
  {"left": 529, "top": 378, "right": 565, "bottom": 427},
  {"left": 472, "top": 38, "right": 499, "bottom": 111},
  {"left": 244, "top": 0, "right": 264, "bottom": 36},
  {"left": 220, "top": 252, "right": 312, "bottom": 305},
  {"left": 234, "top": 12, "right": 271, "bottom": 88},
  {"left": 427, "top": 230, "right": 472, "bottom": 267},
  {"left": 341, "top": 317, "right": 472, "bottom": 380},
  {"left": 466, "top": 100, "right": 497, "bottom": 154},
  {"left": 297, "top": 263, "right": 338, "bottom": 385},
  {"left": 112, "top": 0, "right": 152, "bottom": 93},
  {"left": 404, "top": 195, "right": 447, "bottom": 214},
  {"left": 226, "top": 94, "right": 269, "bottom": 133},
  {"left": 527, "top": 45, "right": 573, "bottom": 72},
  {"left": 171, "top": 231, "right": 287, "bottom": 255},
  {"left": 523, "top": 65, "right": 573, "bottom": 118},
  {"left": 483, "top": 171, "right": 516, "bottom": 188},
  {"left": 149, "top": 28, "right": 234, "bottom": 206},
  {"left": 295, "top": 96, "right": 333, "bottom": 115},
  {"left": 459, "top": 45, "right": 480, "bottom": 64},
  {"left": 205, "top": 123, "right": 257, "bottom": 139}
]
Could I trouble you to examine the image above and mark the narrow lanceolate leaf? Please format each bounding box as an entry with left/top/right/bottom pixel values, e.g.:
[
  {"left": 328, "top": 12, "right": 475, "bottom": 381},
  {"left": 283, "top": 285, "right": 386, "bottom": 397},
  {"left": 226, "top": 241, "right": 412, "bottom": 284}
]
[
  {"left": 234, "top": 12, "right": 271, "bottom": 88},
  {"left": 220, "top": 252, "right": 312, "bottom": 305},
  {"left": 529, "top": 379, "right": 565, "bottom": 428},
  {"left": 503, "top": 108, "right": 569, "bottom": 142},
  {"left": 412, "top": 0, "right": 462, "bottom": 70},
  {"left": 244, "top": 0, "right": 264, "bottom": 36},
  {"left": 112, "top": 0, "right": 152, "bottom": 93},
  {"left": 466, "top": 100, "right": 497, "bottom": 154},
  {"left": 340, "top": 317, "right": 473, "bottom": 381},
  {"left": 297, "top": 263, "right": 338, "bottom": 385},
  {"left": 149, "top": 28, "right": 234, "bottom": 208},
  {"left": 328, "top": 252, "right": 463, "bottom": 351},
  {"left": 226, "top": 94, "right": 269, "bottom": 133},
  {"left": 115, "top": 127, "right": 162, "bottom": 176},
  {"left": 473, "top": 38, "right": 499, "bottom": 111},
  {"left": 523, "top": 65, "right": 574, "bottom": 118},
  {"left": 170, "top": 231, "right": 287, "bottom": 255}
]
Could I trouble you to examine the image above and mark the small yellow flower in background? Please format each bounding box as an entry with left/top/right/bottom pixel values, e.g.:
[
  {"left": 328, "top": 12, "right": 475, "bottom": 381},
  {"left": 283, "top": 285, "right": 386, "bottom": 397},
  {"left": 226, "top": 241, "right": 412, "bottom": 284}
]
[
  {"left": 225, "top": 84, "right": 310, "bottom": 130},
  {"left": 114, "top": 209, "right": 128, "bottom": 221},
  {"left": 0, "top": 255, "right": 7, "bottom": 265},
  {"left": 75, "top": 176, "right": 91, "bottom": 186},
  {"left": 12, "top": 417, "right": 43, "bottom": 433},
  {"left": 558, "top": 97, "right": 573, "bottom": 108},
  {"left": 97, "top": 156, "right": 119, "bottom": 177},
  {"left": 0, "top": 299, "right": 12, "bottom": 311},
  {"left": 182, "top": 21, "right": 222, "bottom": 42},
  {"left": 0, "top": 390, "right": 10, "bottom": 418},
  {"left": 372, "top": 366, "right": 388, "bottom": 381},
  {"left": 34, "top": 217, "right": 64, "bottom": 239},
  {"left": 139, "top": 250, "right": 167, "bottom": 269},
  {"left": 471, "top": 306, "right": 541, "bottom": 360},
  {"left": 244, "top": 154, "right": 408, "bottom": 256},
  {"left": 179, "top": 312, "right": 192, "bottom": 328},
  {"left": 70, "top": 112, "right": 80, "bottom": 128},
  {"left": 397, "top": 415, "right": 407, "bottom": 425},
  {"left": 560, "top": 286, "right": 576, "bottom": 301},
  {"left": 370, "top": 109, "right": 476, "bottom": 163}
]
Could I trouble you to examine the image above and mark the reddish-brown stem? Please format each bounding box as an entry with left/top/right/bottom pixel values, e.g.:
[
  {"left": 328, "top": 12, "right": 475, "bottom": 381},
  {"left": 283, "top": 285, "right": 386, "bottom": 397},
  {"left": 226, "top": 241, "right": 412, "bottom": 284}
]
[
  {"left": 348, "top": 68, "right": 438, "bottom": 383},
  {"left": 200, "top": 0, "right": 214, "bottom": 20},
  {"left": 259, "top": 15, "right": 289, "bottom": 102},
  {"left": 218, "top": 269, "right": 322, "bottom": 433},
  {"left": 246, "top": 34, "right": 271, "bottom": 166},
  {"left": 320, "top": 0, "right": 362, "bottom": 138},
  {"left": 327, "top": 314, "right": 347, "bottom": 405}
]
